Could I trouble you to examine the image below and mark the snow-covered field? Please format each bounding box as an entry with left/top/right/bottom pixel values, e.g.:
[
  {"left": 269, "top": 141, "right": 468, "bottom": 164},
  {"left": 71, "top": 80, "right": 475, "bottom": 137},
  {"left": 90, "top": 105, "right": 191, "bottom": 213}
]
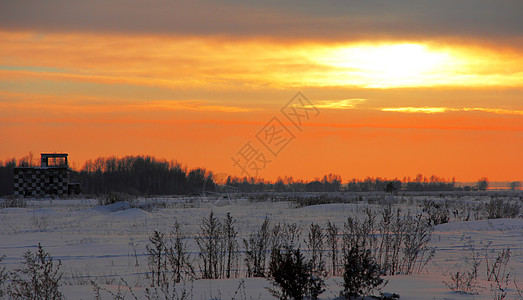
[{"left": 0, "top": 192, "right": 522, "bottom": 299}]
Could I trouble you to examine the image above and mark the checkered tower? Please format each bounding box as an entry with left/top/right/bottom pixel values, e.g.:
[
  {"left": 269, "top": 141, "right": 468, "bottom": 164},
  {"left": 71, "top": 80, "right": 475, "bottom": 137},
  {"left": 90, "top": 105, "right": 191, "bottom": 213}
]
[{"left": 13, "top": 153, "right": 69, "bottom": 197}]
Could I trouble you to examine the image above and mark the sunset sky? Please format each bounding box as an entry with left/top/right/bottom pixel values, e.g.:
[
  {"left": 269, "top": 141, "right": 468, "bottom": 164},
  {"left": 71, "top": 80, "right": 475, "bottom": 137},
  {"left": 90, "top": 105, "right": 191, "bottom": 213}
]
[{"left": 1, "top": 0, "right": 522, "bottom": 181}]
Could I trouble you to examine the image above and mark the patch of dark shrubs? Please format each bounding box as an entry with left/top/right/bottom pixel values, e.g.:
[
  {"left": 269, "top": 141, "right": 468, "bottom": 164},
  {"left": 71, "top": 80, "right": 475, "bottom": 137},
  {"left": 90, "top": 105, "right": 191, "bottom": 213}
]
[
  {"left": 0, "top": 197, "right": 27, "bottom": 208},
  {"left": 485, "top": 198, "right": 520, "bottom": 219},
  {"left": 422, "top": 200, "right": 450, "bottom": 226},
  {"left": 267, "top": 243, "right": 389, "bottom": 300},
  {"left": 98, "top": 192, "right": 135, "bottom": 206},
  {"left": 98, "top": 192, "right": 160, "bottom": 212},
  {"left": 291, "top": 194, "right": 346, "bottom": 207},
  {"left": 0, "top": 255, "right": 6, "bottom": 298}
]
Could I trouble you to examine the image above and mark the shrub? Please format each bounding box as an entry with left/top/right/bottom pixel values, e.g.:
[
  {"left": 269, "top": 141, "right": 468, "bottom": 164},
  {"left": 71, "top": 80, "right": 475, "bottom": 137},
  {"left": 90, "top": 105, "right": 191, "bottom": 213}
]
[
  {"left": 99, "top": 192, "right": 134, "bottom": 206},
  {"left": 8, "top": 243, "right": 63, "bottom": 300},
  {"left": 340, "top": 245, "right": 386, "bottom": 299},
  {"left": 306, "top": 223, "right": 326, "bottom": 278},
  {"left": 31, "top": 212, "right": 49, "bottom": 232},
  {"left": 90, "top": 278, "right": 191, "bottom": 300},
  {"left": 271, "top": 222, "right": 301, "bottom": 250},
  {"left": 401, "top": 214, "right": 435, "bottom": 275},
  {"left": 91, "top": 279, "right": 137, "bottom": 300},
  {"left": 442, "top": 239, "right": 480, "bottom": 295},
  {"left": 244, "top": 217, "right": 271, "bottom": 277},
  {"left": 443, "top": 240, "right": 513, "bottom": 298},
  {"left": 486, "top": 248, "right": 511, "bottom": 300},
  {"left": 291, "top": 194, "right": 345, "bottom": 207},
  {"left": 305, "top": 224, "right": 327, "bottom": 299},
  {"left": 195, "top": 211, "right": 224, "bottom": 279},
  {"left": 147, "top": 226, "right": 196, "bottom": 286},
  {"left": 223, "top": 213, "right": 239, "bottom": 279},
  {"left": 422, "top": 200, "right": 450, "bottom": 225},
  {"left": 168, "top": 221, "right": 195, "bottom": 283},
  {"left": 326, "top": 221, "right": 339, "bottom": 276},
  {"left": 443, "top": 270, "right": 477, "bottom": 295},
  {"left": 485, "top": 199, "right": 520, "bottom": 219},
  {"left": 0, "top": 255, "right": 7, "bottom": 297},
  {"left": 0, "top": 197, "right": 27, "bottom": 208},
  {"left": 147, "top": 230, "right": 169, "bottom": 286},
  {"left": 268, "top": 247, "right": 325, "bottom": 300},
  {"left": 145, "top": 228, "right": 193, "bottom": 299}
]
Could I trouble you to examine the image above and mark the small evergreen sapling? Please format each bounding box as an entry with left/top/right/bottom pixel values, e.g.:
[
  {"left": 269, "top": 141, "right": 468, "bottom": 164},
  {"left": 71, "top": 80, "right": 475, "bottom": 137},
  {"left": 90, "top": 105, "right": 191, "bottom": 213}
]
[
  {"left": 341, "top": 245, "right": 386, "bottom": 299},
  {"left": 268, "top": 247, "right": 325, "bottom": 300}
]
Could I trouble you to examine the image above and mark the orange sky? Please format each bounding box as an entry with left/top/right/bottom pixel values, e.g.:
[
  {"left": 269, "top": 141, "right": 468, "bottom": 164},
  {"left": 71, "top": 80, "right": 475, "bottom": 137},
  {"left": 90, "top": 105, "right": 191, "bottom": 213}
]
[{"left": 0, "top": 1, "right": 522, "bottom": 182}]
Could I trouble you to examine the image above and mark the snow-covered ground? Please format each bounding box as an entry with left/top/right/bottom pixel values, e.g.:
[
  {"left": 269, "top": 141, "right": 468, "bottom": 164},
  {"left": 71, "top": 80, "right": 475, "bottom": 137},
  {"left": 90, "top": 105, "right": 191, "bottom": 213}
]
[{"left": 0, "top": 193, "right": 521, "bottom": 299}]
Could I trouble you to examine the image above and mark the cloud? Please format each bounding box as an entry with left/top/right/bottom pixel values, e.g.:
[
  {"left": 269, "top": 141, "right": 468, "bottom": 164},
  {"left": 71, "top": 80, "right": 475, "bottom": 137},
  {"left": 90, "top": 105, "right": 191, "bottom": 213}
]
[
  {"left": 2, "top": 31, "right": 523, "bottom": 92},
  {"left": 0, "top": 91, "right": 255, "bottom": 114},
  {"left": 381, "top": 107, "right": 523, "bottom": 116},
  {"left": 141, "top": 100, "right": 255, "bottom": 113},
  {"left": 461, "top": 107, "right": 523, "bottom": 116},
  {"left": 314, "top": 99, "right": 367, "bottom": 109},
  {"left": 0, "top": 0, "right": 522, "bottom": 44},
  {"left": 381, "top": 107, "right": 449, "bottom": 113}
]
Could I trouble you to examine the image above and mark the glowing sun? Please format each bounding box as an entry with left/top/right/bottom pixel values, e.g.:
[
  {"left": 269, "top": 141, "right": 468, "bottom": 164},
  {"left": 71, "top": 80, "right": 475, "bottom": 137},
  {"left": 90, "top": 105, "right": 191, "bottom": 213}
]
[{"left": 313, "top": 43, "right": 454, "bottom": 88}]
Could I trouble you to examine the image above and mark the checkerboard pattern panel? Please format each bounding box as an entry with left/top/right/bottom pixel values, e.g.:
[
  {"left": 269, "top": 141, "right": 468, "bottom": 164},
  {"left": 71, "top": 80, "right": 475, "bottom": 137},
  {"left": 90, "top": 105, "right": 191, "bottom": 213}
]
[{"left": 14, "top": 168, "right": 68, "bottom": 197}]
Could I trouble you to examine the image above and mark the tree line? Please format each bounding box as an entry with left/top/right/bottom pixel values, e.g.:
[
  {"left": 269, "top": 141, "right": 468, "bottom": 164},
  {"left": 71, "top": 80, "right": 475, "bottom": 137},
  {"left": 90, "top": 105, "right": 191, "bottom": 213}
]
[
  {"left": 75, "top": 156, "right": 214, "bottom": 195},
  {"left": 0, "top": 155, "right": 214, "bottom": 196},
  {"left": 223, "top": 174, "right": 459, "bottom": 192},
  {"left": 0, "top": 154, "right": 502, "bottom": 196}
]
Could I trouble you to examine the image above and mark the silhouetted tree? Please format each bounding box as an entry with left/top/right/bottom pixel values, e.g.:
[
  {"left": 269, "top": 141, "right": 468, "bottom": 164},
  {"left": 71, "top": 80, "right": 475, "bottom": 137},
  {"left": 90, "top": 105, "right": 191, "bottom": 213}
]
[
  {"left": 510, "top": 181, "right": 520, "bottom": 191},
  {"left": 477, "top": 177, "right": 489, "bottom": 191},
  {"left": 385, "top": 182, "right": 397, "bottom": 193}
]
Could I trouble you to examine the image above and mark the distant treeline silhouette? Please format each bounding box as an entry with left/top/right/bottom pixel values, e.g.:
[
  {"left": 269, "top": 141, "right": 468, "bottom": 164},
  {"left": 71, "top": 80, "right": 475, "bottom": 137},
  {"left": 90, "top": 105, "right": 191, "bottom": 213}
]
[
  {"left": 0, "top": 154, "right": 475, "bottom": 196},
  {"left": 222, "top": 173, "right": 456, "bottom": 193},
  {"left": 0, "top": 158, "right": 16, "bottom": 196},
  {"left": 0, "top": 155, "right": 214, "bottom": 196},
  {"left": 76, "top": 156, "right": 214, "bottom": 195}
]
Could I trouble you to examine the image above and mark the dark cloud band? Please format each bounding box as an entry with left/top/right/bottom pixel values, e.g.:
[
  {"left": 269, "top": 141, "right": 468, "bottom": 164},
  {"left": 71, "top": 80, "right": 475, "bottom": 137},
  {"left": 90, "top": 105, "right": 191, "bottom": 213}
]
[{"left": 1, "top": 0, "right": 522, "bottom": 42}]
